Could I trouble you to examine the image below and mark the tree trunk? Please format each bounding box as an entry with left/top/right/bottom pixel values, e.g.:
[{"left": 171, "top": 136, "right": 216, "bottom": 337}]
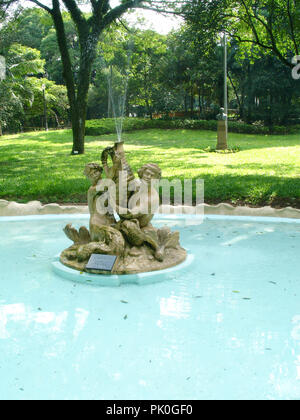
[
  {"left": 228, "top": 72, "right": 242, "bottom": 120},
  {"left": 145, "top": 98, "right": 152, "bottom": 120},
  {"left": 184, "top": 92, "right": 188, "bottom": 116},
  {"left": 48, "top": 0, "right": 144, "bottom": 154},
  {"left": 240, "top": 85, "right": 245, "bottom": 120},
  {"left": 198, "top": 86, "right": 202, "bottom": 114},
  {"left": 70, "top": 102, "right": 86, "bottom": 154},
  {"left": 190, "top": 88, "right": 194, "bottom": 118}
]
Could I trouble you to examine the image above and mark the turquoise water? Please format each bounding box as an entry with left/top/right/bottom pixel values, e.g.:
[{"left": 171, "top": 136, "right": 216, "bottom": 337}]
[{"left": 0, "top": 214, "right": 300, "bottom": 400}]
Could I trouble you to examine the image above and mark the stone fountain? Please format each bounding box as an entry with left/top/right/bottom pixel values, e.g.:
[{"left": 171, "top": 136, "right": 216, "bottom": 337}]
[{"left": 60, "top": 141, "right": 187, "bottom": 275}]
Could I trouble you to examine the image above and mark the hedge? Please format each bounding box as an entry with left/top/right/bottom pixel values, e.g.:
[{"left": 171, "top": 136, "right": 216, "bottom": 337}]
[{"left": 85, "top": 117, "right": 300, "bottom": 136}]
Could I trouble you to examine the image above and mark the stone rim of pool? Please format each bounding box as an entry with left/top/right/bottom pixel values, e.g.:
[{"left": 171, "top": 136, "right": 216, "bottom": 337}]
[{"left": 1, "top": 200, "right": 300, "bottom": 219}]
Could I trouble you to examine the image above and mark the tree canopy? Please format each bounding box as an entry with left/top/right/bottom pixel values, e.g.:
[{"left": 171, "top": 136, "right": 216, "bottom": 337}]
[{"left": 184, "top": 0, "right": 300, "bottom": 68}]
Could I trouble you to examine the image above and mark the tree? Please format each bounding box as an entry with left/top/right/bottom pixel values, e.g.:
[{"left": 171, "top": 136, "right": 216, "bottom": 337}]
[
  {"left": 23, "top": 78, "right": 69, "bottom": 129},
  {"left": 0, "top": 7, "right": 53, "bottom": 51},
  {"left": 40, "top": 14, "right": 80, "bottom": 85},
  {"left": 1, "top": 0, "right": 181, "bottom": 154},
  {"left": 128, "top": 30, "right": 167, "bottom": 119},
  {"left": 0, "top": 43, "right": 69, "bottom": 134},
  {"left": 161, "top": 26, "right": 223, "bottom": 118},
  {"left": 0, "top": 44, "right": 45, "bottom": 134},
  {"left": 184, "top": 0, "right": 300, "bottom": 69}
]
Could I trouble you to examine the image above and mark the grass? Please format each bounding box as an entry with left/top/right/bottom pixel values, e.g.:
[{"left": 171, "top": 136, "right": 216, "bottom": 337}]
[{"left": 0, "top": 128, "right": 300, "bottom": 207}]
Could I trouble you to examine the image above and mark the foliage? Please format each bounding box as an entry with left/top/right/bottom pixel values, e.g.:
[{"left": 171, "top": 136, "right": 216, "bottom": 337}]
[
  {"left": 127, "top": 30, "right": 167, "bottom": 118},
  {"left": 0, "top": 43, "right": 45, "bottom": 132},
  {"left": 184, "top": 0, "right": 300, "bottom": 68},
  {"left": 85, "top": 117, "right": 300, "bottom": 136},
  {"left": 0, "top": 43, "right": 68, "bottom": 133},
  {"left": 0, "top": 3, "right": 299, "bottom": 139}
]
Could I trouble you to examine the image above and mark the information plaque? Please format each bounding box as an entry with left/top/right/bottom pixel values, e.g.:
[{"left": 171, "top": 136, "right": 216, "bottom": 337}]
[{"left": 85, "top": 254, "right": 117, "bottom": 272}]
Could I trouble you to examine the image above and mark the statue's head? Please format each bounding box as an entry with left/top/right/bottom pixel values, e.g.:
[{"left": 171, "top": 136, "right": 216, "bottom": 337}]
[
  {"left": 84, "top": 163, "right": 103, "bottom": 185},
  {"left": 138, "top": 163, "right": 162, "bottom": 184}
]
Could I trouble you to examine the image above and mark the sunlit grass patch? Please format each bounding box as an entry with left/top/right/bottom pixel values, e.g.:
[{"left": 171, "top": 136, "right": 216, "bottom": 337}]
[{"left": 0, "top": 128, "right": 299, "bottom": 207}]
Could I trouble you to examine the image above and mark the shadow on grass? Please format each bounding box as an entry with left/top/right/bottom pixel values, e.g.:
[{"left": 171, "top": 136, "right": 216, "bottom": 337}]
[
  {"left": 224, "top": 163, "right": 300, "bottom": 173},
  {"left": 94, "top": 129, "right": 300, "bottom": 152},
  {"left": 195, "top": 173, "right": 300, "bottom": 205},
  {"left": 1, "top": 129, "right": 300, "bottom": 157}
]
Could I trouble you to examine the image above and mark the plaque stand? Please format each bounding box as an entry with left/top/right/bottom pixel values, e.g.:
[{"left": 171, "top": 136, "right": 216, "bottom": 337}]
[{"left": 216, "top": 120, "right": 228, "bottom": 150}]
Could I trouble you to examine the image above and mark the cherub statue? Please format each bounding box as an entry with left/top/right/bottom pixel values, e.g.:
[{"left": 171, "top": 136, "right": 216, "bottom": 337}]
[
  {"left": 115, "top": 163, "right": 161, "bottom": 227},
  {"left": 109, "top": 163, "right": 166, "bottom": 261},
  {"left": 62, "top": 162, "right": 125, "bottom": 260},
  {"left": 83, "top": 162, "right": 116, "bottom": 241}
]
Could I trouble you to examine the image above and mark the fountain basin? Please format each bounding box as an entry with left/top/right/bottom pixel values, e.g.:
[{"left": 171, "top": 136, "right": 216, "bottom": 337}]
[{"left": 1, "top": 214, "right": 300, "bottom": 400}]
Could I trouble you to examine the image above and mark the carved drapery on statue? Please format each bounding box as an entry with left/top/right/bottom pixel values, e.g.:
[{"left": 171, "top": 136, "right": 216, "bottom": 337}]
[{"left": 60, "top": 142, "right": 187, "bottom": 275}]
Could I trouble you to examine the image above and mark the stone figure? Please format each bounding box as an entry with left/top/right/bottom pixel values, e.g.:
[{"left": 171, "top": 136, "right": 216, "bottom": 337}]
[
  {"left": 84, "top": 162, "right": 116, "bottom": 239},
  {"left": 101, "top": 141, "right": 135, "bottom": 208},
  {"left": 60, "top": 142, "right": 187, "bottom": 275}
]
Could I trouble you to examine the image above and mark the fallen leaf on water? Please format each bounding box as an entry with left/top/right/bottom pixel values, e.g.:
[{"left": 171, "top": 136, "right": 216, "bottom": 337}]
[
  {"left": 121, "top": 300, "right": 128, "bottom": 304},
  {"left": 123, "top": 315, "right": 128, "bottom": 320}
]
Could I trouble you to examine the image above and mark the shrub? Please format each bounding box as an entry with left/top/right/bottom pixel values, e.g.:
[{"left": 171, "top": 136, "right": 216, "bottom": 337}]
[{"left": 85, "top": 118, "right": 300, "bottom": 136}]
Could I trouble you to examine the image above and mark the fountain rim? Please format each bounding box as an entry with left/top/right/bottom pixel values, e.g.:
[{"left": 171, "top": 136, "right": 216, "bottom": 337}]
[{"left": 1, "top": 213, "right": 300, "bottom": 224}]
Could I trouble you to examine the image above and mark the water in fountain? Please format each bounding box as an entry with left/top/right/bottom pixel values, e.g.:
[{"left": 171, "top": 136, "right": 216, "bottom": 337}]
[{"left": 102, "top": 40, "right": 134, "bottom": 143}]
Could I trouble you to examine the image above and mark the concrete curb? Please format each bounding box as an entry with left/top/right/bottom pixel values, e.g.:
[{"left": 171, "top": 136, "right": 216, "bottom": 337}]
[
  {"left": 0, "top": 200, "right": 300, "bottom": 219},
  {"left": 0, "top": 200, "right": 88, "bottom": 216}
]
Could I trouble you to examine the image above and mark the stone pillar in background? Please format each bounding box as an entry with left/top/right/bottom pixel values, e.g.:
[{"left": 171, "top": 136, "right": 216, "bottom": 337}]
[{"left": 216, "top": 107, "right": 228, "bottom": 150}]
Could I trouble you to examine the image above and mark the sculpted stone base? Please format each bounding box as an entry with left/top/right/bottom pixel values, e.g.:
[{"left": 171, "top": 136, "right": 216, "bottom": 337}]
[{"left": 60, "top": 242, "right": 187, "bottom": 275}]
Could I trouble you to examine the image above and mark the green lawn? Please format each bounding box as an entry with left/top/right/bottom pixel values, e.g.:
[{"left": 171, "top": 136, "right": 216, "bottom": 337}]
[{"left": 0, "top": 128, "right": 299, "bottom": 207}]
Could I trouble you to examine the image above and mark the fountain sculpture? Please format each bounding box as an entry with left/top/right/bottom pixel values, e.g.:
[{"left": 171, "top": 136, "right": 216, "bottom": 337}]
[{"left": 60, "top": 141, "right": 187, "bottom": 275}]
